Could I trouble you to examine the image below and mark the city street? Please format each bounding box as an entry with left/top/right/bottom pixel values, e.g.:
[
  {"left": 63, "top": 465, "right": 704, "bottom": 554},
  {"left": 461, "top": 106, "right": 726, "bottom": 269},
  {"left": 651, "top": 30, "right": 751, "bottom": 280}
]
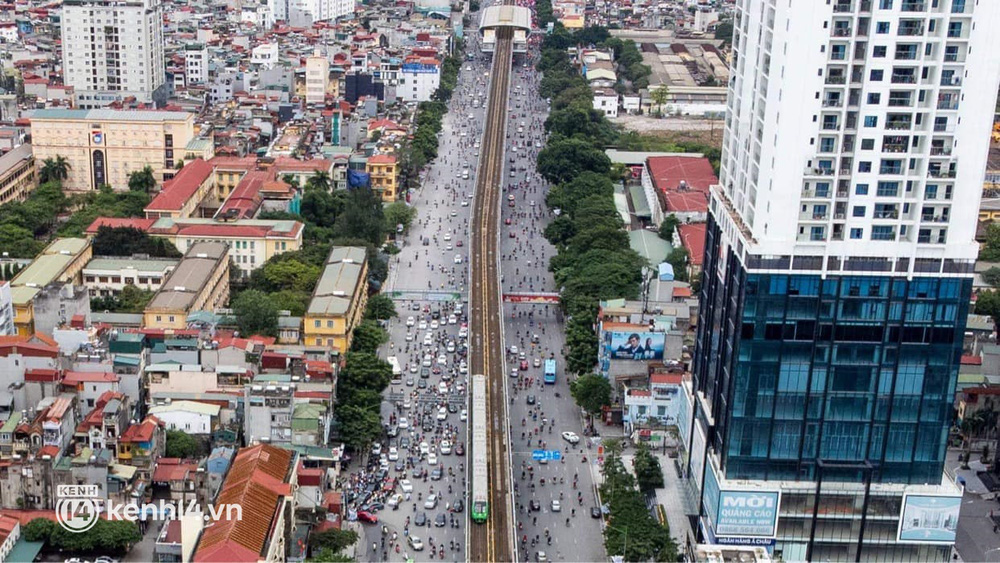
[
  {"left": 498, "top": 48, "right": 608, "bottom": 563},
  {"left": 351, "top": 18, "right": 492, "bottom": 563}
]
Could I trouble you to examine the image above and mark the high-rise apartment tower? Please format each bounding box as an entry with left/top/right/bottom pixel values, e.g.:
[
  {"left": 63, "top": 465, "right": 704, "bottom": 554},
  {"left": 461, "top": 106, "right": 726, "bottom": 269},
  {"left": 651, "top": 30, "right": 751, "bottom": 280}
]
[{"left": 689, "top": 0, "right": 1000, "bottom": 561}]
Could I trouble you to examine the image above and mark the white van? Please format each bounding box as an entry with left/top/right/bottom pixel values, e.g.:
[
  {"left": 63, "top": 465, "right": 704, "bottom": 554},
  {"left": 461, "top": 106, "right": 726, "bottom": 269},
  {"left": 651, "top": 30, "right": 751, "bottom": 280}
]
[{"left": 387, "top": 356, "right": 402, "bottom": 379}]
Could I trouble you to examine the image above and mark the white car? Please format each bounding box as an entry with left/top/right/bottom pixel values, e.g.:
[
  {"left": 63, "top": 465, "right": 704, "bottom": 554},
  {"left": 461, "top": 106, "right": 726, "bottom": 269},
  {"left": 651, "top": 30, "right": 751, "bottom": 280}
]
[
  {"left": 403, "top": 398, "right": 412, "bottom": 409},
  {"left": 398, "top": 417, "right": 409, "bottom": 429},
  {"left": 410, "top": 364, "right": 418, "bottom": 373},
  {"left": 440, "top": 440, "right": 452, "bottom": 454},
  {"left": 561, "top": 431, "right": 581, "bottom": 445},
  {"left": 408, "top": 536, "right": 424, "bottom": 551},
  {"left": 444, "top": 233, "right": 452, "bottom": 241},
  {"left": 533, "top": 357, "right": 541, "bottom": 367},
  {"left": 388, "top": 447, "right": 399, "bottom": 461},
  {"left": 388, "top": 493, "right": 403, "bottom": 508},
  {"left": 459, "top": 326, "right": 469, "bottom": 339},
  {"left": 418, "top": 320, "right": 428, "bottom": 330},
  {"left": 419, "top": 441, "right": 430, "bottom": 456},
  {"left": 423, "top": 334, "right": 433, "bottom": 347},
  {"left": 461, "top": 200, "right": 469, "bottom": 206},
  {"left": 405, "top": 332, "right": 414, "bottom": 342},
  {"left": 406, "top": 316, "right": 415, "bottom": 327},
  {"left": 437, "top": 407, "right": 448, "bottom": 421},
  {"left": 446, "top": 341, "right": 456, "bottom": 353},
  {"left": 459, "top": 361, "right": 468, "bottom": 375},
  {"left": 551, "top": 500, "right": 561, "bottom": 512},
  {"left": 424, "top": 493, "right": 438, "bottom": 509},
  {"left": 509, "top": 345, "right": 519, "bottom": 355},
  {"left": 422, "top": 355, "right": 433, "bottom": 367},
  {"left": 438, "top": 382, "right": 449, "bottom": 394},
  {"left": 460, "top": 409, "right": 468, "bottom": 421},
  {"left": 446, "top": 244, "right": 453, "bottom": 251},
  {"left": 430, "top": 320, "right": 439, "bottom": 330},
  {"left": 400, "top": 479, "right": 414, "bottom": 493},
  {"left": 448, "top": 315, "right": 458, "bottom": 325},
  {"left": 372, "top": 443, "right": 382, "bottom": 456},
  {"left": 454, "top": 254, "right": 463, "bottom": 264},
  {"left": 427, "top": 452, "right": 438, "bottom": 466},
  {"left": 437, "top": 354, "right": 448, "bottom": 365}
]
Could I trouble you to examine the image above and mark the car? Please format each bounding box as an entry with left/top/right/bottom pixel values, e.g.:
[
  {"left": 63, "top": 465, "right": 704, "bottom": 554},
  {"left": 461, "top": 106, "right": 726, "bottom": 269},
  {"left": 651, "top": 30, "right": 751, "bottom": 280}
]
[
  {"left": 455, "top": 442, "right": 465, "bottom": 455},
  {"left": 459, "top": 362, "right": 468, "bottom": 375},
  {"left": 419, "top": 441, "right": 430, "bottom": 456},
  {"left": 438, "top": 382, "right": 449, "bottom": 394},
  {"left": 372, "top": 443, "right": 382, "bottom": 456},
  {"left": 460, "top": 202, "right": 468, "bottom": 208},
  {"left": 536, "top": 551, "right": 548, "bottom": 562},
  {"left": 533, "top": 357, "right": 542, "bottom": 367},
  {"left": 440, "top": 440, "right": 452, "bottom": 454},
  {"left": 459, "top": 325, "right": 469, "bottom": 338},
  {"left": 520, "top": 360, "right": 529, "bottom": 371},
  {"left": 591, "top": 506, "right": 602, "bottom": 518},
  {"left": 400, "top": 479, "right": 414, "bottom": 493},
  {"left": 411, "top": 302, "right": 422, "bottom": 311},
  {"left": 511, "top": 367, "right": 519, "bottom": 378},
  {"left": 460, "top": 409, "right": 468, "bottom": 421},
  {"left": 406, "top": 376, "right": 415, "bottom": 387},
  {"left": 387, "top": 425, "right": 398, "bottom": 438},
  {"left": 509, "top": 345, "right": 519, "bottom": 355},
  {"left": 405, "top": 332, "right": 414, "bottom": 342},
  {"left": 388, "top": 447, "right": 399, "bottom": 461},
  {"left": 423, "top": 335, "right": 433, "bottom": 347},
  {"left": 395, "top": 459, "right": 405, "bottom": 471},
  {"left": 562, "top": 431, "right": 581, "bottom": 444},
  {"left": 400, "top": 436, "right": 411, "bottom": 448},
  {"left": 448, "top": 314, "right": 458, "bottom": 325},
  {"left": 451, "top": 210, "right": 458, "bottom": 217},
  {"left": 431, "top": 467, "right": 443, "bottom": 481},
  {"left": 437, "top": 354, "right": 448, "bottom": 365},
  {"left": 398, "top": 416, "right": 409, "bottom": 429},
  {"left": 415, "top": 512, "right": 428, "bottom": 527},
  {"left": 422, "top": 355, "right": 432, "bottom": 367},
  {"left": 437, "top": 406, "right": 448, "bottom": 421},
  {"left": 446, "top": 341, "right": 456, "bottom": 353},
  {"left": 526, "top": 395, "right": 536, "bottom": 405},
  {"left": 424, "top": 494, "right": 438, "bottom": 509},
  {"left": 507, "top": 194, "right": 515, "bottom": 201},
  {"left": 450, "top": 499, "right": 464, "bottom": 513},
  {"left": 448, "top": 402, "right": 459, "bottom": 413},
  {"left": 529, "top": 499, "right": 541, "bottom": 511},
  {"left": 418, "top": 320, "right": 428, "bottom": 330},
  {"left": 551, "top": 500, "right": 561, "bottom": 512},
  {"left": 454, "top": 254, "right": 463, "bottom": 263},
  {"left": 387, "top": 493, "right": 403, "bottom": 508},
  {"left": 434, "top": 512, "right": 447, "bottom": 527},
  {"left": 409, "top": 363, "right": 418, "bottom": 373},
  {"left": 444, "top": 232, "right": 452, "bottom": 241},
  {"left": 421, "top": 367, "right": 430, "bottom": 379},
  {"left": 418, "top": 380, "right": 428, "bottom": 390},
  {"left": 408, "top": 536, "right": 425, "bottom": 551},
  {"left": 430, "top": 320, "right": 439, "bottom": 330},
  {"left": 357, "top": 510, "right": 378, "bottom": 523},
  {"left": 427, "top": 452, "right": 438, "bottom": 465},
  {"left": 412, "top": 467, "right": 424, "bottom": 478},
  {"left": 95, "top": 558, "right": 118, "bottom": 563},
  {"left": 519, "top": 352, "right": 526, "bottom": 361},
  {"left": 406, "top": 316, "right": 415, "bottom": 327}
]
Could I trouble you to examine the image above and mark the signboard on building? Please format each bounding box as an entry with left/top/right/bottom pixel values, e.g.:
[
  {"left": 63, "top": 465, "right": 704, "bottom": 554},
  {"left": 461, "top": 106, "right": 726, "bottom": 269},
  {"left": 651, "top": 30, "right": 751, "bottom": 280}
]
[
  {"left": 604, "top": 331, "right": 666, "bottom": 360},
  {"left": 897, "top": 494, "right": 961, "bottom": 544},
  {"left": 715, "top": 490, "right": 781, "bottom": 538}
]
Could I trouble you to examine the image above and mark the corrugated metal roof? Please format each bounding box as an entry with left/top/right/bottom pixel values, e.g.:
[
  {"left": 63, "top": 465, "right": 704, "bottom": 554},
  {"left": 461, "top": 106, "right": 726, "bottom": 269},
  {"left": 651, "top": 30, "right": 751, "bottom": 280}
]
[
  {"left": 84, "top": 257, "right": 179, "bottom": 273},
  {"left": 146, "top": 242, "right": 228, "bottom": 312},
  {"left": 30, "top": 109, "right": 192, "bottom": 122},
  {"left": 307, "top": 247, "right": 366, "bottom": 316}
]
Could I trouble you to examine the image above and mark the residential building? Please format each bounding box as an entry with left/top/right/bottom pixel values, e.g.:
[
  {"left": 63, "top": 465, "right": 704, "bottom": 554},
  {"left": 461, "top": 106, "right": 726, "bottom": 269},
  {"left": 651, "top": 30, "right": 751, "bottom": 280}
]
[
  {"left": 304, "top": 246, "right": 368, "bottom": 352},
  {"left": 60, "top": 0, "right": 167, "bottom": 108},
  {"left": 592, "top": 88, "right": 619, "bottom": 118},
  {"left": 688, "top": 1, "right": 1000, "bottom": 561},
  {"left": 0, "top": 515, "right": 20, "bottom": 563},
  {"left": 29, "top": 110, "right": 199, "bottom": 191},
  {"left": 117, "top": 415, "right": 164, "bottom": 482},
  {"left": 82, "top": 257, "right": 179, "bottom": 298},
  {"left": 62, "top": 370, "right": 119, "bottom": 411},
  {"left": 0, "top": 144, "right": 36, "bottom": 207},
  {"left": 8, "top": 238, "right": 92, "bottom": 336},
  {"left": 192, "top": 443, "right": 297, "bottom": 562},
  {"left": 305, "top": 52, "right": 329, "bottom": 105},
  {"left": 143, "top": 242, "right": 230, "bottom": 330},
  {"left": 366, "top": 154, "right": 398, "bottom": 201},
  {"left": 398, "top": 60, "right": 440, "bottom": 102},
  {"left": 86, "top": 217, "right": 305, "bottom": 274},
  {"left": 148, "top": 400, "right": 220, "bottom": 435},
  {"left": 185, "top": 43, "right": 209, "bottom": 85},
  {"left": 0, "top": 283, "right": 12, "bottom": 336}
]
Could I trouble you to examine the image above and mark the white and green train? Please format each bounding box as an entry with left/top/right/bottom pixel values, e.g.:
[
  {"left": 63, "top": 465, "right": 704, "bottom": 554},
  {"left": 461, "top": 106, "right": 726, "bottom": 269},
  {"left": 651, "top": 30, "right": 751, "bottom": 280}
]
[{"left": 471, "top": 374, "right": 489, "bottom": 523}]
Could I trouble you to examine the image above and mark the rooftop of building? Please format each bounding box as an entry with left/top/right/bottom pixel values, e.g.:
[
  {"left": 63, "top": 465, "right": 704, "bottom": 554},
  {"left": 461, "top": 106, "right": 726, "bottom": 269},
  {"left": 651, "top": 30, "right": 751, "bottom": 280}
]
[
  {"left": 145, "top": 242, "right": 228, "bottom": 312},
  {"left": 29, "top": 109, "right": 193, "bottom": 122},
  {"left": 84, "top": 256, "right": 180, "bottom": 273},
  {"left": 9, "top": 238, "right": 89, "bottom": 305},
  {"left": 307, "top": 246, "right": 367, "bottom": 317},
  {"left": 0, "top": 143, "right": 33, "bottom": 177},
  {"left": 646, "top": 155, "right": 718, "bottom": 193}
]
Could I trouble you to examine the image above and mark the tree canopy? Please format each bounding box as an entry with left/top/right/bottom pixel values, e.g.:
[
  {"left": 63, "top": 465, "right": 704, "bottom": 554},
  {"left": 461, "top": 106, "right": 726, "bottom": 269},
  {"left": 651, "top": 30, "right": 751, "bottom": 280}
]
[
  {"left": 91, "top": 226, "right": 181, "bottom": 257},
  {"left": 165, "top": 429, "right": 201, "bottom": 458},
  {"left": 570, "top": 374, "right": 612, "bottom": 414},
  {"left": 232, "top": 289, "right": 280, "bottom": 337},
  {"left": 537, "top": 138, "right": 612, "bottom": 185},
  {"left": 600, "top": 448, "right": 677, "bottom": 561},
  {"left": 127, "top": 165, "right": 157, "bottom": 193}
]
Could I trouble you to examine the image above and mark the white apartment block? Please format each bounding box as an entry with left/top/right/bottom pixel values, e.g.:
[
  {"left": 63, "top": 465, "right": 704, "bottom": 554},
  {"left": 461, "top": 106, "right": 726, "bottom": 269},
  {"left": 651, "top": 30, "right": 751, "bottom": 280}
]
[
  {"left": 184, "top": 43, "right": 208, "bottom": 85},
  {"left": 715, "top": 0, "right": 1000, "bottom": 268},
  {"left": 251, "top": 43, "right": 279, "bottom": 68},
  {"left": 0, "top": 282, "right": 13, "bottom": 336},
  {"left": 61, "top": 0, "right": 167, "bottom": 108},
  {"left": 270, "top": 0, "right": 354, "bottom": 24},
  {"left": 305, "top": 52, "right": 329, "bottom": 105},
  {"left": 398, "top": 62, "right": 441, "bottom": 102}
]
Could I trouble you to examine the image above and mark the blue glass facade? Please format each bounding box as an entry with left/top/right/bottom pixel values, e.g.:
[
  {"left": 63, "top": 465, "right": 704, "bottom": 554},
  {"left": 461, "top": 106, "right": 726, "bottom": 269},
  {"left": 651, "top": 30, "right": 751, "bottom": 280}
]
[{"left": 693, "top": 218, "right": 969, "bottom": 484}]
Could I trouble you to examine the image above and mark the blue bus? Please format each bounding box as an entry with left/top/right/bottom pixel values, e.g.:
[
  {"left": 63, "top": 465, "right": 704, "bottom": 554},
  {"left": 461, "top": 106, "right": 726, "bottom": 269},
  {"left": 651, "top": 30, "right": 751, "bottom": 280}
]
[{"left": 544, "top": 359, "right": 556, "bottom": 384}]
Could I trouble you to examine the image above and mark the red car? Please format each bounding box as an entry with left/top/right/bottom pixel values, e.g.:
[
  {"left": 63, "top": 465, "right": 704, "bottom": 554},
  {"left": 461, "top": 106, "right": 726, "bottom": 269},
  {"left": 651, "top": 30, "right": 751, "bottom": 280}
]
[
  {"left": 456, "top": 240, "right": 464, "bottom": 247},
  {"left": 357, "top": 510, "right": 378, "bottom": 524},
  {"left": 520, "top": 360, "right": 529, "bottom": 371}
]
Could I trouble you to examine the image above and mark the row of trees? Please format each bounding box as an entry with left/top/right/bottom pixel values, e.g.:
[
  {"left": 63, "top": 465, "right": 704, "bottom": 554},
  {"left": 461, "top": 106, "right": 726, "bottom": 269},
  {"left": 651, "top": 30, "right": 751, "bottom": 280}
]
[
  {"left": 599, "top": 442, "right": 677, "bottom": 561},
  {"left": 334, "top": 296, "right": 397, "bottom": 452},
  {"left": 536, "top": 28, "right": 647, "bottom": 375},
  {"left": 0, "top": 181, "right": 68, "bottom": 258},
  {"left": 24, "top": 517, "right": 141, "bottom": 554}
]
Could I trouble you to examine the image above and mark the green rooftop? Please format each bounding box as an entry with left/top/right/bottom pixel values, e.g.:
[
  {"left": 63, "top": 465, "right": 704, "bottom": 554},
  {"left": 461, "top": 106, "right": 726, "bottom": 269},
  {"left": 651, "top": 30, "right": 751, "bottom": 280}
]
[
  {"left": 629, "top": 230, "right": 672, "bottom": 265},
  {"left": 0, "top": 411, "right": 22, "bottom": 434}
]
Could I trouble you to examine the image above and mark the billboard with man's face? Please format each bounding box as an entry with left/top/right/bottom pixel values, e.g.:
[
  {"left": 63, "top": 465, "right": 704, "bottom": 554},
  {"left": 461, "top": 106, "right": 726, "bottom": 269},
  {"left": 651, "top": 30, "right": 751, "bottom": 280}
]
[{"left": 605, "top": 331, "right": 666, "bottom": 360}]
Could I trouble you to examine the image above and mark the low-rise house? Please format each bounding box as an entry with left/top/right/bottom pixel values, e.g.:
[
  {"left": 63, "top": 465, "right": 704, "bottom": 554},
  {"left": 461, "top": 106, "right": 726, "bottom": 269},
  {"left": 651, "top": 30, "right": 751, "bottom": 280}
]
[
  {"left": 151, "top": 458, "right": 205, "bottom": 504},
  {"left": 117, "top": 416, "right": 165, "bottom": 483},
  {"left": 148, "top": 401, "right": 220, "bottom": 435},
  {"left": 82, "top": 257, "right": 179, "bottom": 298}
]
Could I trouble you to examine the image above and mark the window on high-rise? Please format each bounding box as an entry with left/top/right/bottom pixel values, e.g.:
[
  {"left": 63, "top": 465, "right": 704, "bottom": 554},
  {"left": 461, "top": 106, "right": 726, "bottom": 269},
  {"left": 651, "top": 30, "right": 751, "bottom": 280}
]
[
  {"left": 864, "top": 115, "right": 878, "bottom": 127},
  {"left": 850, "top": 228, "right": 864, "bottom": 239},
  {"left": 870, "top": 69, "right": 884, "bottom": 81},
  {"left": 879, "top": 0, "right": 893, "bottom": 8},
  {"left": 876, "top": 22, "right": 891, "bottom": 33},
  {"left": 853, "top": 206, "right": 866, "bottom": 217},
  {"left": 856, "top": 184, "right": 870, "bottom": 195},
  {"left": 867, "top": 93, "right": 881, "bottom": 104},
  {"left": 871, "top": 226, "right": 896, "bottom": 240},
  {"left": 948, "top": 22, "right": 963, "bottom": 37},
  {"left": 861, "top": 139, "right": 875, "bottom": 150},
  {"left": 859, "top": 161, "right": 872, "bottom": 172}
]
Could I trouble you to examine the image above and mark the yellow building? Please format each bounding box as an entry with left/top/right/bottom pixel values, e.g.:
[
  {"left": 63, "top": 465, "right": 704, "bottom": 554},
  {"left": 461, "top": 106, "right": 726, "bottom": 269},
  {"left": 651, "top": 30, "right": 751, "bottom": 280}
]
[
  {"left": 143, "top": 242, "right": 230, "bottom": 330},
  {"left": 366, "top": 154, "right": 398, "bottom": 202},
  {"left": 304, "top": 246, "right": 368, "bottom": 352},
  {"left": 8, "top": 238, "right": 93, "bottom": 335},
  {"left": 29, "top": 109, "right": 204, "bottom": 191},
  {"left": 0, "top": 144, "right": 37, "bottom": 206}
]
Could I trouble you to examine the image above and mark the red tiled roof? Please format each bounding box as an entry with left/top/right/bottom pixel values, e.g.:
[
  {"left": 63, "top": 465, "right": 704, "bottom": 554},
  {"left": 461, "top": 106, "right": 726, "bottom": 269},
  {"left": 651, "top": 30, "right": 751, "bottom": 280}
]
[
  {"left": 663, "top": 190, "right": 708, "bottom": 213},
  {"left": 646, "top": 156, "right": 718, "bottom": 193},
  {"left": 672, "top": 287, "right": 692, "bottom": 298},
  {"left": 63, "top": 371, "right": 118, "bottom": 384},
  {"left": 85, "top": 217, "right": 157, "bottom": 235},
  {"left": 650, "top": 373, "right": 683, "bottom": 385},
  {"left": 152, "top": 458, "right": 199, "bottom": 482},
  {"left": 121, "top": 416, "right": 159, "bottom": 443},
  {"left": 24, "top": 368, "right": 60, "bottom": 382},
  {"left": 194, "top": 444, "right": 294, "bottom": 562},
  {"left": 217, "top": 170, "right": 265, "bottom": 220},
  {"left": 678, "top": 223, "right": 707, "bottom": 266},
  {"left": 368, "top": 154, "right": 397, "bottom": 165},
  {"left": 145, "top": 158, "right": 213, "bottom": 212},
  {"left": 38, "top": 445, "right": 59, "bottom": 458}
]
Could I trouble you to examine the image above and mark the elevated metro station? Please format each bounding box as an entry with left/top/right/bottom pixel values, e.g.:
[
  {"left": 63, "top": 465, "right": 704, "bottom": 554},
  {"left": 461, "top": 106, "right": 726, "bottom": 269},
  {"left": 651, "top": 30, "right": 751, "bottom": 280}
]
[{"left": 479, "top": 5, "right": 531, "bottom": 54}]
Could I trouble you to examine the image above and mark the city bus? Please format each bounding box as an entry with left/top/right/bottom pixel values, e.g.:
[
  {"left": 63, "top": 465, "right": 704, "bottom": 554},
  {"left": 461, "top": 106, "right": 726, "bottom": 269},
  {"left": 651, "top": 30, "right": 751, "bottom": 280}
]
[{"left": 544, "top": 359, "right": 556, "bottom": 384}]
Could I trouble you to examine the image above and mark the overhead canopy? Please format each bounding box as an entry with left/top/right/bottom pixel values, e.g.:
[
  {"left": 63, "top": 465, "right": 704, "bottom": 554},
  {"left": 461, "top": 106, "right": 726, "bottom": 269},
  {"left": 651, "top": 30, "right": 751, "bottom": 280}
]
[{"left": 479, "top": 5, "right": 531, "bottom": 32}]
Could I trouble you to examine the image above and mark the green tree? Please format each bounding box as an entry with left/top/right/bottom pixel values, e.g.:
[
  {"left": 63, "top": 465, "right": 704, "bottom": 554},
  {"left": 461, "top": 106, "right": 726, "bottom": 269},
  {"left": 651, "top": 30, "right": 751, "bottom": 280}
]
[
  {"left": 984, "top": 267, "right": 1000, "bottom": 288},
  {"left": 307, "top": 170, "right": 332, "bottom": 192},
  {"left": 309, "top": 548, "right": 356, "bottom": 562},
  {"left": 543, "top": 215, "right": 577, "bottom": 246},
  {"left": 351, "top": 320, "right": 389, "bottom": 354},
  {"left": 269, "top": 289, "right": 311, "bottom": 316},
  {"left": 570, "top": 374, "right": 612, "bottom": 415},
  {"left": 261, "top": 259, "right": 322, "bottom": 293},
  {"left": 23, "top": 518, "right": 57, "bottom": 541},
  {"left": 658, "top": 215, "right": 680, "bottom": 241},
  {"left": 333, "top": 187, "right": 386, "bottom": 245},
  {"left": 165, "top": 429, "right": 201, "bottom": 458},
  {"left": 127, "top": 165, "right": 157, "bottom": 193},
  {"left": 336, "top": 403, "right": 383, "bottom": 452},
  {"left": 666, "top": 247, "right": 690, "bottom": 282},
  {"left": 309, "top": 528, "right": 359, "bottom": 553},
  {"left": 384, "top": 201, "right": 417, "bottom": 232},
  {"left": 714, "top": 20, "right": 734, "bottom": 44},
  {"left": 232, "top": 289, "right": 279, "bottom": 337},
  {"left": 537, "top": 138, "right": 612, "bottom": 185},
  {"left": 981, "top": 223, "right": 1000, "bottom": 262},
  {"left": 91, "top": 226, "right": 181, "bottom": 257},
  {"left": 39, "top": 155, "right": 70, "bottom": 183},
  {"left": 650, "top": 86, "right": 670, "bottom": 116},
  {"left": 364, "top": 294, "right": 397, "bottom": 320},
  {"left": 632, "top": 443, "right": 664, "bottom": 493},
  {"left": 975, "top": 290, "right": 1000, "bottom": 323},
  {"left": 0, "top": 223, "right": 43, "bottom": 258},
  {"left": 600, "top": 449, "right": 677, "bottom": 562}
]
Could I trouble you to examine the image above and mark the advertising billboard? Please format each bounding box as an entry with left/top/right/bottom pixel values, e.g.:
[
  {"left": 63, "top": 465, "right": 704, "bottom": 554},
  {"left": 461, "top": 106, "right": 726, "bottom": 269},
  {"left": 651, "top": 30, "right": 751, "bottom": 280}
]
[
  {"left": 715, "top": 490, "right": 781, "bottom": 538},
  {"left": 605, "top": 331, "right": 666, "bottom": 360},
  {"left": 897, "top": 494, "right": 961, "bottom": 544}
]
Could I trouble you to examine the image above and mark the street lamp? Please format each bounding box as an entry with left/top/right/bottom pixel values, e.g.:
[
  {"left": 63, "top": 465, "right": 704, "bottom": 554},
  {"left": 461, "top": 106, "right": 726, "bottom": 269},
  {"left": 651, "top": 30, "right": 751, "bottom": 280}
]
[{"left": 607, "top": 524, "right": 628, "bottom": 562}]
